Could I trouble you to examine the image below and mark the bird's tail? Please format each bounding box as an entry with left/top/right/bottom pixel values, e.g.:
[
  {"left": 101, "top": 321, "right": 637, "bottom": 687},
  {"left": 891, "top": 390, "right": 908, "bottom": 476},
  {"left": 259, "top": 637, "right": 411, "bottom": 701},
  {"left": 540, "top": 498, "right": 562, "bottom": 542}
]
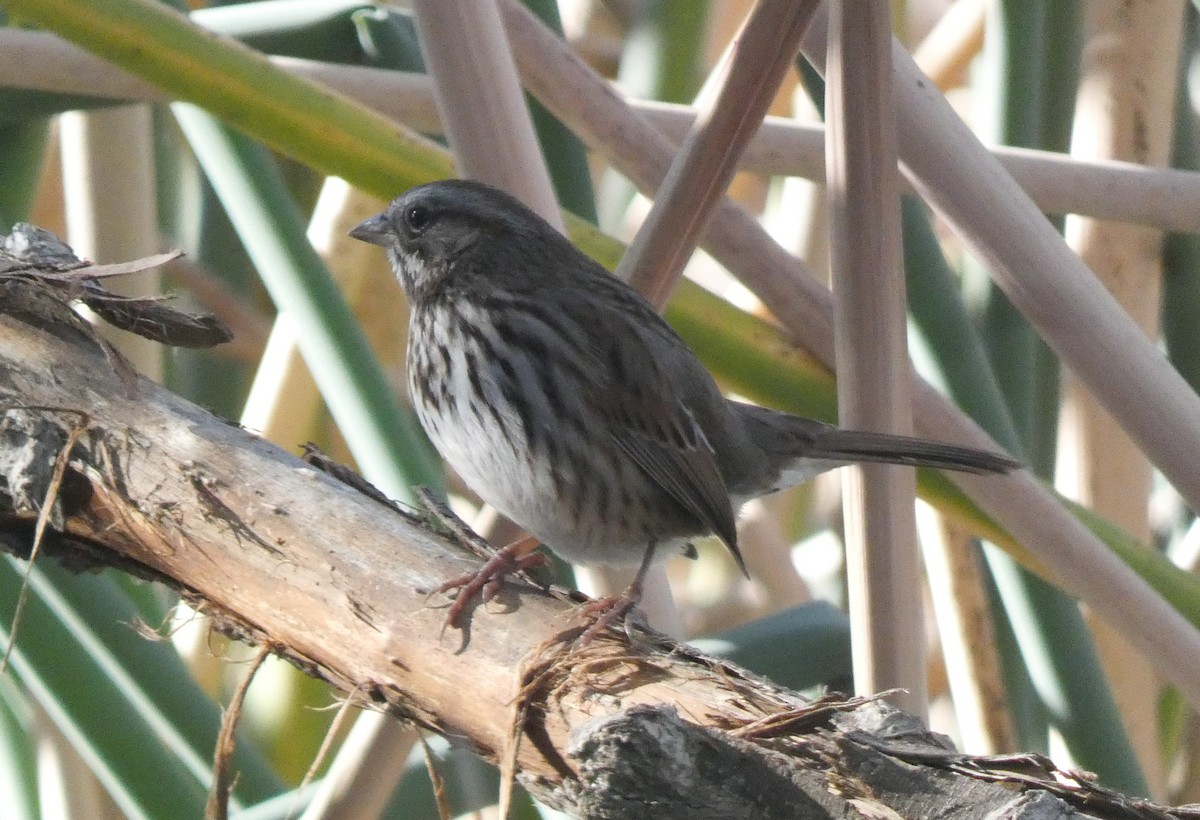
[
  {"left": 731, "top": 402, "right": 1020, "bottom": 487},
  {"left": 802, "top": 427, "right": 1020, "bottom": 474}
]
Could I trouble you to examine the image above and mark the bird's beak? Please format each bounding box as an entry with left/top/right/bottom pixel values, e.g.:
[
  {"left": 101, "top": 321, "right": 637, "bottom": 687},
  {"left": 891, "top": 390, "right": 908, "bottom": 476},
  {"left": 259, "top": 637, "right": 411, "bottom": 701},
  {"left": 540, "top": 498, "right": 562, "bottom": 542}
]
[{"left": 349, "top": 214, "right": 390, "bottom": 247}]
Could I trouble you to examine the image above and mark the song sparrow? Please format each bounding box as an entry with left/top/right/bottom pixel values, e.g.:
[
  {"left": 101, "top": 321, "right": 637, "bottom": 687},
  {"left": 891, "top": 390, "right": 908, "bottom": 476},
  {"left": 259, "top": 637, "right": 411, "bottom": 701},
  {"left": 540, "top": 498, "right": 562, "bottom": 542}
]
[{"left": 351, "top": 180, "right": 1017, "bottom": 635}]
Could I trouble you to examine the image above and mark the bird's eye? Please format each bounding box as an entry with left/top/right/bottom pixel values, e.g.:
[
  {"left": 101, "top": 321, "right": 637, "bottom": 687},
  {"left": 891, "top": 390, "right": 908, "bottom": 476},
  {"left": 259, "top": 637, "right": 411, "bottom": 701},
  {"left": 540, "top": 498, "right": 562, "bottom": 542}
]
[{"left": 404, "top": 204, "right": 432, "bottom": 233}]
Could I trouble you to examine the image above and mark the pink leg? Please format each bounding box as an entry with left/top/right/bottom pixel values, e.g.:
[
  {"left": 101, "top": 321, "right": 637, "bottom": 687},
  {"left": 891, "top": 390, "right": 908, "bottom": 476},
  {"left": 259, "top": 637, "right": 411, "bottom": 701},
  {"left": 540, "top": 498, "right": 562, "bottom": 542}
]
[
  {"left": 575, "top": 543, "right": 657, "bottom": 645},
  {"left": 434, "top": 535, "right": 545, "bottom": 633}
]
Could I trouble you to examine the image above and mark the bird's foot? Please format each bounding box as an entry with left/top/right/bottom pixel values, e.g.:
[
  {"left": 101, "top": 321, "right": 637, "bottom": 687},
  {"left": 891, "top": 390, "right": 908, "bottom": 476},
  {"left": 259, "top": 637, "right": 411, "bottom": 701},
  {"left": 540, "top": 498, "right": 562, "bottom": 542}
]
[
  {"left": 573, "top": 592, "right": 644, "bottom": 646},
  {"left": 570, "top": 545, "right": 657, "bottom": 646},
  {"left": 432, "top": 537, "right": 547, "bottom": 635},
  {"left": 415, "top": 489, "right": 547, "bottom": 634}
]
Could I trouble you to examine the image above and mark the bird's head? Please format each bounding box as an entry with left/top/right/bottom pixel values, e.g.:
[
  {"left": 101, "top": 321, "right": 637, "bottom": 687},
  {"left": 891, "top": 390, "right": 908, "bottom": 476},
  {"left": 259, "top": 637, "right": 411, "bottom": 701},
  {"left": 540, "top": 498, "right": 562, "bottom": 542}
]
[{"left": 350, "top": 179, "right": 556, "bottom": 301}]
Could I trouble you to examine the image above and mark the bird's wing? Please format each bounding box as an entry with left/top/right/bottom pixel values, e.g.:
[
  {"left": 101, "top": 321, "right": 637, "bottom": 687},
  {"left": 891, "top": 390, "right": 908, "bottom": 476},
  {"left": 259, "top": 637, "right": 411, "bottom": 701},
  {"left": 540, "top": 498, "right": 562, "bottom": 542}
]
[
  {"left": 586, "top": 306, "right": 744, "bottom": 574},
  {"left": 610, "top": 403, "right": 729, "bottom": 531},
  {"left": 546, "top": 267, "right": 746, "bottom": 574},
  {"left": 608, "top": 398, "right": 744, "bottom": 571}
]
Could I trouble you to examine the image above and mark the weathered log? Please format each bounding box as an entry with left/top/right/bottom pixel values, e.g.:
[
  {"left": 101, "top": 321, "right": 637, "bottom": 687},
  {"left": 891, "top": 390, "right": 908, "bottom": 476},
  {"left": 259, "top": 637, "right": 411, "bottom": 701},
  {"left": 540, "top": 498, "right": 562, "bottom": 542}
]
[{"left": 0, "top": 296, "right": 1185, "bottom": 818}]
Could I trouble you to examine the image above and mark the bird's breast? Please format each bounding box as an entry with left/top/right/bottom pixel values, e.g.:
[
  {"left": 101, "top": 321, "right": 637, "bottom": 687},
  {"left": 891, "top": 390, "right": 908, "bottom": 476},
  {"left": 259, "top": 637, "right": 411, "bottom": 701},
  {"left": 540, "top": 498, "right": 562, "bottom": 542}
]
[{"left": 406, "top": 305, "right": 720, "bottom": 566}]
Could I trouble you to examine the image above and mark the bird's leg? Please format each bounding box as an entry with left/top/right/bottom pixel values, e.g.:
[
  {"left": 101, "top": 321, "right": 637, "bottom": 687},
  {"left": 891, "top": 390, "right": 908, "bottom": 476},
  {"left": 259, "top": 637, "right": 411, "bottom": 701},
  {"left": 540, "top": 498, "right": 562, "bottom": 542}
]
[
  {"left": 575, "top": 542, "right": 658, "bottom": 645},
  {"left": 432, "top": 534, "right": 547, "bottom": 633}
]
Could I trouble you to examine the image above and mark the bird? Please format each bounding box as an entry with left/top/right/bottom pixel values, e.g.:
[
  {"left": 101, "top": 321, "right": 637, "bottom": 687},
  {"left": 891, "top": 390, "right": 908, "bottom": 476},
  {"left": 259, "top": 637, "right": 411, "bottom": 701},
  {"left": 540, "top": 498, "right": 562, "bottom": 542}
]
[{"left": 350, "top": 179, "right": 1018, "bottom": 638}]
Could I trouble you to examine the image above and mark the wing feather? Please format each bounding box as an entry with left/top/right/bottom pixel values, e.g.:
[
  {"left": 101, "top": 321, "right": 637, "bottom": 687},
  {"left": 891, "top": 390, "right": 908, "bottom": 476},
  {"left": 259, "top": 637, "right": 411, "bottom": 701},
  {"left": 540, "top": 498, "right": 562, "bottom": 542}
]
[{"left": 608, "top": 399, "right": 747, "bottom": 576}]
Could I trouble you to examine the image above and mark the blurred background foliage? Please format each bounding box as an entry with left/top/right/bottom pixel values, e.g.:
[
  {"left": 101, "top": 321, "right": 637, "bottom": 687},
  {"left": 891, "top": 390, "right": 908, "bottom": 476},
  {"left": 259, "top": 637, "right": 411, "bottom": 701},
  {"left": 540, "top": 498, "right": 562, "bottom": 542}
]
[{"left": 1, "top": 0, "right": 1199, "bottom": 816}]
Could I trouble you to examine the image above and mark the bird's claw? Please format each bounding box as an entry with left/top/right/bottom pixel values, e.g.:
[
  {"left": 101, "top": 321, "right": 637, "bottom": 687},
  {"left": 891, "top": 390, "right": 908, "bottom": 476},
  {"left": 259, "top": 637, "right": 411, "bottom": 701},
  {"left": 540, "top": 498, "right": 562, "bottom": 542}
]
[
  {"left": 432, "top": 547, "right": 547, "bottom": 636},
  {"left": 574, "top": 594, "right": 642, "bottom": 646}
]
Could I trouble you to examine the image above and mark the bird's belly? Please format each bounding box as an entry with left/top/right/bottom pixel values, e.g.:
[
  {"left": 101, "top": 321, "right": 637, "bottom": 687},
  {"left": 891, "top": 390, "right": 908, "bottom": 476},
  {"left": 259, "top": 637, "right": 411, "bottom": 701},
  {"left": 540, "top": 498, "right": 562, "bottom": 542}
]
[
  {"left": 409, "top": 327, "right": 704, "bottom": 567},
  {"left": 418, "top": 400, "right": 558, "bottom": 536},
  {"left": 415, "top": 398, "right": 696, "bottom": 566}
]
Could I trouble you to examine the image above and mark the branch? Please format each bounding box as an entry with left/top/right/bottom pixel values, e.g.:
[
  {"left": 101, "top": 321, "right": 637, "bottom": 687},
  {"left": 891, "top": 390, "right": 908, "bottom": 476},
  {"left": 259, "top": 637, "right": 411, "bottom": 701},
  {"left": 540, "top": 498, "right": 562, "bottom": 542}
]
[{"left": 0, "top": 297, "right": 1184, "bottom": 817}]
